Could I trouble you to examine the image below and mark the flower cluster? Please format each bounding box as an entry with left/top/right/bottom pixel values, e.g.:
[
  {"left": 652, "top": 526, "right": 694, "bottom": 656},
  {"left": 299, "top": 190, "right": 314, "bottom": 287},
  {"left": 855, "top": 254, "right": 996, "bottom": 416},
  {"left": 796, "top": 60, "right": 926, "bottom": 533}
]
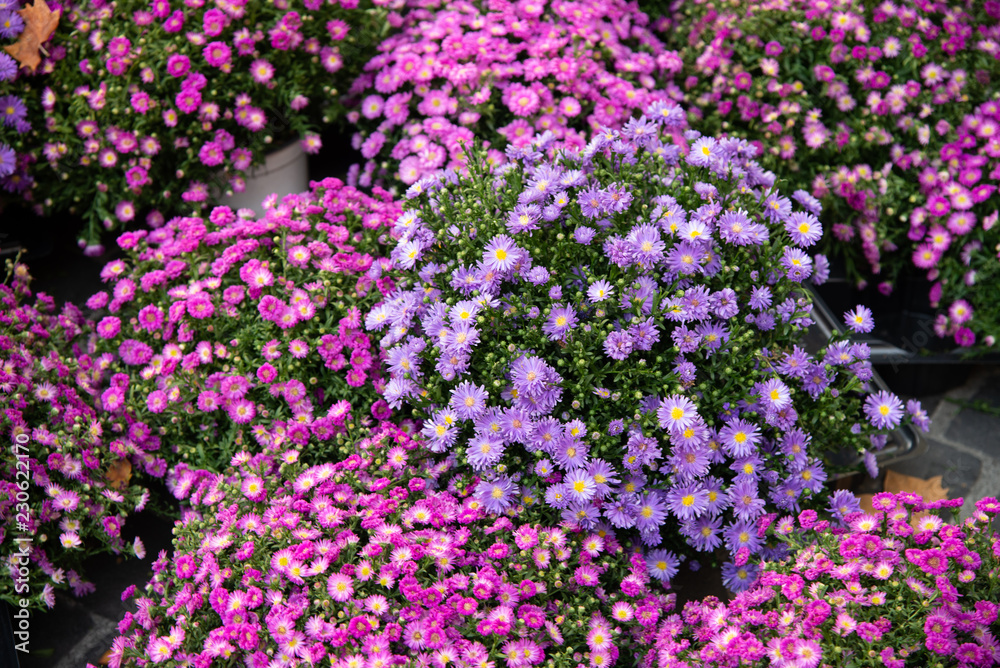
[
  {"left": 345, "top": 0, "right": 686, "bottom": 188},
  {"left": 367, "top": 109, "right": 926, "bottom": 585},
  {"left": 665, "top": 0, "right": 1000, "bottom": 349},
  {"left": 86, "top": 178, "right": 402, "bottom": 473},
  {"left": 0, "top": 261, "right": 152, "bottom": 610},
  {"left": 3, "top": 0, "right": 391, "bottom": 250},
  {"left": 104, "top": 423, "right": 674, "bottom": 668},
  {"left": 650, "top": 493, "right": 1000, "bottom": 668}
]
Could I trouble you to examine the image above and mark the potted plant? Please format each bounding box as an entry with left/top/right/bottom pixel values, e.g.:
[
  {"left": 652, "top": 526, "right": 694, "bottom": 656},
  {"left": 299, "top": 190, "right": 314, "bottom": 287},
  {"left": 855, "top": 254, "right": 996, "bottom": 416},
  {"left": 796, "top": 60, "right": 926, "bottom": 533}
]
[
  {"left": 0, "top": 260, "right": 153, "bottom": 610},
  {"left": 366, "top": 108, "right": 928, "bottom": 587},
  {"left": 344, "top": 0, "right": 687, "bottom": 190},
  {"left": 2, "top": 0, "right": 393, "bottom": 254},
  {"left": 661, "top": 0, "right": 1000, "bottom": 352},
  {"left": 652, "top": 493, "right": 1000, "bottom": 668},
  {"left": 106, "top": 423, "right": 676, "bottom": 668},
  {"left": 85, "top": 177, "right": 402, "bottom": 473}
]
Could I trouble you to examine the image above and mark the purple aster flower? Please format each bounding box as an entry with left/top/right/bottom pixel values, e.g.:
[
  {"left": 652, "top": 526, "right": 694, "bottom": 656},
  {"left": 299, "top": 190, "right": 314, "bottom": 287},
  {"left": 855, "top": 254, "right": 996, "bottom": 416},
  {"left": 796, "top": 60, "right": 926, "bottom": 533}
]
[
  {"left": 762, "top": 193, "right": 792, "bottom": 222},
  {"left": 824, "top": 341, "right": 854, "bottom": 366},
  {"left": 781, "top": 247, "right": 813, "bottom": 281},
  {"left": 625, "top": 432, "right": 661, "bottom": 469},
  {"left": 685, "top": 514, "right": 723, "bottom": 551},
  {"left": 586, "top": 459, "right": 619, "bottom": 497},
  {"left": 563, "top": 502, "right": 601, "bottom": 529},
  {"left": 554, "top": 437, "right": 588, "bottom": 469},
  {"left": 0, "top": 11, "right": 24, "bottom": 39},
  {"left": 0, "top": 94, "right": 27, "bottom": 127},
  {"left": 500, "top": 407, "right": 532, "bottom": 444},
  {"left": 864, "top": 390, "right": 904, "bottom": 429},
  {"left": 534, "top": 458, "right": 554, "bottom": 477},
  {"left": 630, "top": 318, "right": 660, "bottom": 351},
  {"left": 0, "top": 143, "right": 15, "bottom": 177},
  {"left": 507, "top": 204, "right": 541, "bottom": 234},
  {"left": 717, "top": 209, "right": 755, "bottom": 245},
  {"left": 695, "top": 322, "right": 727, "bottom": 351},
  {"left": 603, "top": 330, "right": 633, "bottom": 360},
  {"left": 657, "top": 394, "right": 699, "bottom": 434},
  {"left": 451, "top": 381, "right": 488, "bottom": 420},
  {"left": 703, "top": 476, "right": 728, "bottom": 515},
  {"left": 543, "top": 304, "right": 576, "bottom": 341},
  {"left": 0, "top": 53, "right": 16, "bottom": 82},
  {"left": 530, "top": 417, "right": 562, "bottom": 453},
  {"left": 728, "top": 480, "right": 766, "bottom": 522},
  {"left": 603, "top": 235, "right": 631, "bottom": 267},
  {"left": 525, "top": 266, "right": 549, "bottom": 285},
  {"left": 627, "top": 223, "right": 665, "bottom": 268},
  {"left": 792, "top": 189, "right": 822, "bottom": 215},
  {"left": 748, "top": 286, "right": 772, "bottom": 311},
  {"left": 785, "top": 212, "right": 822, "bottom": 246},
  {"left": 907, "top": 399, "right": 931, "bottom": 431},
  {"left": 618, "top": 472, "right": 647, "bottom": 497},
  {"left": 602, "top": 185, "right": 633, "bottom": 213},
  {"left": 668, "top": 413, "right": 708, "bottom": 451},
  {"left": 812, "top": 253, "right": 831, "bottom": 284},
  {"left": 671, "top": 326, "right": 700, "bottom": 354},
  {"left": 781, "top": 429, "right": 811, "bottom": 468},
  {"left": 646, "top": 549, "right": 680, "bottom": 582},
  {"left": 476, "top": 476, "right": 518, "bottom": 514},
  {"left": 511, "top": 355, "right": 549, "bottom": 396},
  {"left": 666, "top": 483, "right": 709, "bottom": 521},
  {"left": 795, "top": 459, "right": 827, "bottom": 493},
  {"left": 723, "top": 518, "right": 762, "bottom": 554},
  {"left": 544, "top": 482, "right": 571, "bottom": 509},
  {"left": 574, "top": 226, "right": 596, "bottom": 245},
  {"left": 845, "top": 305, "right": 875, "bottom": 333},
  {"left": 827, "top": 489, "right": 862, "bottom": 523},
  {"left": 565, "top": 468, "right": 597, "bottom": 503},
  {"left": 711, "top": 288, "right": 739, "bottom": 319},
  {"left": 801, "top": 363, "right": 831, "bottom": 399},
  {"left": 665, "top": 241, "right": 704, "bottom": 275},
  {"left": 721, "top": 561, "right": 759, "bottom": 593},
  {"left": 863, "top": 450, "right": 880, "bottom": 479},
  {"left": 668, "top": 443, "right": 710, "bottom": 481},
  {"left": 467, "top": 435, "right": 505, "bottom": 470},
  {"left": 587, "top": 279, "right": 614, "bottom": 303},
  {"left": 686, "top": 136, "right": 719, "bottom": 167},
  {"left": 634, "top": 491, "right": 669, "bottom": 533},
  {"left": 577, "top": 187, "right": 605, "bottom": 219},
  {"left": 718, "top": 418, "right": 761, "bottom": 458},
  {"left": 758, "top": 378, "right": 791, "bottom": 410},
  {"left": 731, "top": 454, "right": 764, "bottom": 481},
  {"left": 482, "top": 235, "right": 519, "bottom": 274},
  {"left": 603, "top": 500, "right": 636, "bottom": 529}
]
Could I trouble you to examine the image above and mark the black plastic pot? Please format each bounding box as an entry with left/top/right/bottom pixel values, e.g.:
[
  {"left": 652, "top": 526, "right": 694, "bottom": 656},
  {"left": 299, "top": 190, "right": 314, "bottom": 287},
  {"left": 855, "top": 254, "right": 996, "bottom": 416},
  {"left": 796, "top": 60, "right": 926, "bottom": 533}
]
[
  {"left": 812, "top": 264, "right": 999, "bottom": 395},
  {"left": 806, "top": 286, "right": 928, "bottom": 475}
]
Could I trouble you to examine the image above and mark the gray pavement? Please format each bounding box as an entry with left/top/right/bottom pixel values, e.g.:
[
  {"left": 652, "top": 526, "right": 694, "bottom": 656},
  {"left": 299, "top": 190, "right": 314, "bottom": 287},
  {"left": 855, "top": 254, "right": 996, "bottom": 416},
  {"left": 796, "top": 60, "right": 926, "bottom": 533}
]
[{"left": 920, "top": 367, "right": 1000, "bottom": 521}]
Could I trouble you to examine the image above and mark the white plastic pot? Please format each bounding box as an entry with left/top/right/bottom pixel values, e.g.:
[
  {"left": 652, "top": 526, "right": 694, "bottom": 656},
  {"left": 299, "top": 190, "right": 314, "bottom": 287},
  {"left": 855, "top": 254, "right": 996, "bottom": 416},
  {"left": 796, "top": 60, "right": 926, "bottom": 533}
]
[{"left": 221, "top": 140, "right": 309, "bottom": 213}]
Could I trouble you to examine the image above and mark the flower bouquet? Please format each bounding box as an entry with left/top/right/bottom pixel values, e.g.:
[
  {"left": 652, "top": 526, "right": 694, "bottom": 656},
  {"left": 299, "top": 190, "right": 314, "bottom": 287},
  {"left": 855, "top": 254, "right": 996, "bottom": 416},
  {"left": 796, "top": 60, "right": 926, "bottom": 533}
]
[
  {"left": 104, "top": 423, "right": 674, "bottom": 668},
  {"left": 367, "top": 108, "right": 928, "bottom": 586},
  {"left": 651, "top": 493, "right": 1000, "bottom": 668},
  {"left": 1, "top": 0, "right": 393, "bottom": 252},
  {"left": 345, "top": 0, "right": 686, "bottom": 189},
  {"left": 1, "top": 260, "right": 152, "bottom": 610},
  {"left": 663, "top": 0, "right": 1000, "bottom": 350},
  {"left": 86, "top": 178, "right": 401, "bottom": 473}
]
